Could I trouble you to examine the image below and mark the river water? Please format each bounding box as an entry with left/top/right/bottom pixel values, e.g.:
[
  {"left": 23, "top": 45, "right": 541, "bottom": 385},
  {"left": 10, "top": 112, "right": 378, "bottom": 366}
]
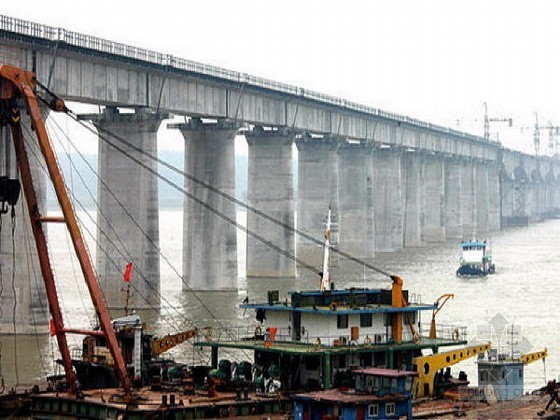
[{"left": 0, "top": 209, "right": 558, "bottom": 395}]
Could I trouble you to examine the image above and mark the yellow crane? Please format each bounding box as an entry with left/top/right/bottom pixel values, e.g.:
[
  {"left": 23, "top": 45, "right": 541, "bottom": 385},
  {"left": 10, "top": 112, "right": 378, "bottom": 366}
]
[
  {"left": 429, "top": 294, "right": 454, "bottom": 339},
  {"left": 412, "top": 342, "right": 492, "bottom": 398}
]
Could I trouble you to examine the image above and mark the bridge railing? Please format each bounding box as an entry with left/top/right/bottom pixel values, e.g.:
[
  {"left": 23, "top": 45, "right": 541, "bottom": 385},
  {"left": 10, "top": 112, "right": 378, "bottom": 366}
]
[{"left": 0, "top": 14, "right": 501, "bottom": 147}]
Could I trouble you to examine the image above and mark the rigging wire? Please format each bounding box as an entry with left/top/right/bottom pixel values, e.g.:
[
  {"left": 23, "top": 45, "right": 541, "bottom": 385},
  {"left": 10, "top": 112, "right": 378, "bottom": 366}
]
[
  {"left": 64, "top": 108, "right": 392, "bottom": 278},
  {"left": 22, "top": 126, "right": 217, "bottom": 361},
  {"left": 44, "top": 117, "right": 257, "bottom": 351},
  {"left": 10, "top": 200, "right": 19, "bottom": 388},
  {"left": 44, "top": 121, "right": 192, "bottom": 330},
  {"left": 41, "top": 122, "right": 249, "bottom": 361},
  {"left": 22, "top": 201, "right": 49, "bottom": 375}
]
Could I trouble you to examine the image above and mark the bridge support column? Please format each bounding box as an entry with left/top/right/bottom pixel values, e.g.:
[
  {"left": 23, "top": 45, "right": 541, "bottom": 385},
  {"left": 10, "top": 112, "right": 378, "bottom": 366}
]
[
  {"left": 0, "top": 118, "right": 48, "bottom": 333},
  {"left": 487, "top": 164, "right": 501, "bottom": 231},
  {"left": 296, "top": 136, "right": 339, "bottom": 266},
  {"left": 80, "top": 107, "right": 166, "bottom": 309},
  {"left": 245, "top": 127, "right": 295, "bottom": 277},
  {"left": 509, "top": 164, "right": 530, "bottom": 226},
  {"left": 444, "top": 159, "right": 463, "bottom": 239},
  {"left": 423, "top": 156, "right": 445, "bottom": 242},
  {"left": 500, "top": 179, "right": 514, "bottom": 227},
  {"left": 373, "top": 147, "right": 403, "bottom": 252},
  {"left": 460, "top": 160, "right": 476, "bottom": 239},
  {"left": 475, "top": 162, "right": 489, "bottom": 236},
  {"left": 543, "top": 167, "right": 556, "bottom": 218},
  {"left": 530, "top": 168, "right": 544, "bottom": 222},
  {"left": 402, "top": 152, "right": 424, "bottom": 247},
  {"left": 171, "top": 118, "right": 238, "bottom": 290},
  {"left": 337, "top": 142, "right": 374, "bottom": 258}
]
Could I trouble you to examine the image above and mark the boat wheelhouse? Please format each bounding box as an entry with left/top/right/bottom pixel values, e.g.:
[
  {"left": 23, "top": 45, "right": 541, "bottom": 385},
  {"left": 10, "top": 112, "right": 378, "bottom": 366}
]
[{"left": 456, "top": 239, "right": 496, "bottom": 277}]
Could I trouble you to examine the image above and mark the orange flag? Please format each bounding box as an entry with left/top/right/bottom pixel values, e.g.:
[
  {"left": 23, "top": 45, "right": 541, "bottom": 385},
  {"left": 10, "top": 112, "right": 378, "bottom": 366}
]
[{"left": 123, "top": 262, "right": 133, "bottom": 283}]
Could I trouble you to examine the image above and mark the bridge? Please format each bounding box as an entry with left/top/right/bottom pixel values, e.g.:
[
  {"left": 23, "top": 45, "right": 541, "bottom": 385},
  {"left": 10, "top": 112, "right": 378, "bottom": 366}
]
[{"left": 0, "top": 15, "right": 557, "bottom": 331}]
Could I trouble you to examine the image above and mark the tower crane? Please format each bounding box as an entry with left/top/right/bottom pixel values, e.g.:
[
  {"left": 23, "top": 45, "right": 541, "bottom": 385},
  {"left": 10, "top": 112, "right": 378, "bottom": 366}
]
[
  {"left": 520, "top": 113, "right": 560, "bottom": 157},
  {"left": 484, "top": 101, "right": 512, "bottom": 141}
]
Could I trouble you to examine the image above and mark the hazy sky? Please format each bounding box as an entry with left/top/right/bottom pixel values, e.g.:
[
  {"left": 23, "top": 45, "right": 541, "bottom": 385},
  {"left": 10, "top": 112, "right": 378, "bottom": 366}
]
[{"left": 3, "top": 0, "right": 560, "bottom": 154}]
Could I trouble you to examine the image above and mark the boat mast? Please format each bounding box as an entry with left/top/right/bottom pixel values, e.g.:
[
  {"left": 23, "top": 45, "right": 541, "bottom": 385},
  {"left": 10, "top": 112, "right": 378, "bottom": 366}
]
[
  {"left": 320, "top": 208, "right": 332, "bottom": 291},
  {"left": 0, "top": 65, "right": 132, "bottom": 394}
]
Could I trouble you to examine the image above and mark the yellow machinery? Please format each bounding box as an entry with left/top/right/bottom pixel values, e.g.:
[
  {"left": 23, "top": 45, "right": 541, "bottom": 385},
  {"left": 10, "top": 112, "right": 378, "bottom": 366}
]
[
  {"left": 520, "top": 348, "right": 547, "bottom": 365},
  {"left": 412, "top": 342, "right": 492, "bottom": 398},
  {"left": 152, "top": 328, "right": 199, "bottom": 357},
  {"left": 390, "top": 275, "right": 418, "bottom": 343},
  {"left": 429, "top": 294, "right": 454, "bottom": 339}
]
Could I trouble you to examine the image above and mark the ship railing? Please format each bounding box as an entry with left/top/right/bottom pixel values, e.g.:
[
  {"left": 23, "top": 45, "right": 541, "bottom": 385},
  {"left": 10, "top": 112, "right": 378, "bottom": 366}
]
[{"left": 420, "top": 323, "right": 467, "bottom": 342}]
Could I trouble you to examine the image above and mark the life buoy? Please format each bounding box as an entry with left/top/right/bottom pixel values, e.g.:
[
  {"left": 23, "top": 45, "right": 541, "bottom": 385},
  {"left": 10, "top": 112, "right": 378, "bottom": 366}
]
[{"left": 363, "top": 335, "right": 372, "bottom": 345}]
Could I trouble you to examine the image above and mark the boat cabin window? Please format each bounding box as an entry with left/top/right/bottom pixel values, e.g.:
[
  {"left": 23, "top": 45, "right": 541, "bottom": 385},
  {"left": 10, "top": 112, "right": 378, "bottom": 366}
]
[
  {"left": 360, "top": 313, "right": 373, "bottom": 327},
  {"left": 386, "top": 402, "right": 396, "bottom": 416},
  {"left": 337, "top": 314, "right": 348, "bottom": 329},
  {"left": 368, "top": 404, "right": 379, "bottom": 417}
]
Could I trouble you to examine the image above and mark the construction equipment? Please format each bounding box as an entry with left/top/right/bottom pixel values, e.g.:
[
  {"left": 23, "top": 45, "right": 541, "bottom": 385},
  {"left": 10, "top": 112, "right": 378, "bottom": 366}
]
[
  {"left": 152, "top": 328, "right": 199, "bottom": 357},
  {"left": 429, "top": 294, "right": 454, "bottom": 339},
  {"left": 390, "top": 275, "right": 419, "bottom": 344},
  {"left": 483, "top": 101, "right": 512, "bottom": 140},
  {"left": 520, "top": 348, "right": 547, "bottom": 365},
  {"left": 412, "top": 342, "right": 492, "bottom": 398},
  {"left": 0, "top": 64, "right": 131, "bottom": 394}
]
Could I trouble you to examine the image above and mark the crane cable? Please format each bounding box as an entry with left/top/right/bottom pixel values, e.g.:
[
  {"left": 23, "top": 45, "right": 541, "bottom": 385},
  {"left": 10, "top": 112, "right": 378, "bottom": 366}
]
[
  {"left": 42, "top": 121, "right": 251, "bottom": 360},
  {"left": 22, "top": 126, "right": 223, "bottom": 362},
  {"left": 62, "top": 107, "right": 392, "bottom": 279}
]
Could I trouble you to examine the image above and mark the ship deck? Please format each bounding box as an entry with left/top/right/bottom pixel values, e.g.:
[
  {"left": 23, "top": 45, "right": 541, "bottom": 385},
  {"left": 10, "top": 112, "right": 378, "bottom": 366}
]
[
  {"left": 31, "top": 387, "right": 290, "bottom": 419},
  {"left": 197, "top": 336, "right": 467, "bottom": 355}
]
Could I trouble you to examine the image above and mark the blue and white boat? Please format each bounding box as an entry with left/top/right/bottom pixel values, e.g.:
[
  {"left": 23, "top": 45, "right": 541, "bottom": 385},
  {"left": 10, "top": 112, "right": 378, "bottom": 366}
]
[{"left": 456, "top": 239, "right": 496, "bottom": 277}]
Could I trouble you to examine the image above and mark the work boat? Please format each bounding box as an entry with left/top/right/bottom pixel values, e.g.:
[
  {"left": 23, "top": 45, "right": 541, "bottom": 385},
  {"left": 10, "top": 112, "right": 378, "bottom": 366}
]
[
  {"left": 199, "top": 208, "right": 491, "bottom": 403},
  {"left": 456, "top": 239, "right": 496, "bottom": 277}
]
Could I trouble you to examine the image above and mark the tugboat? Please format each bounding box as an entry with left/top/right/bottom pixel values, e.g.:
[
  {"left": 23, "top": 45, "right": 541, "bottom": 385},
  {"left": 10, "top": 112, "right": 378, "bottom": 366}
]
[{"left": 456, "top": 239, "right": 496, "bottom": 277}]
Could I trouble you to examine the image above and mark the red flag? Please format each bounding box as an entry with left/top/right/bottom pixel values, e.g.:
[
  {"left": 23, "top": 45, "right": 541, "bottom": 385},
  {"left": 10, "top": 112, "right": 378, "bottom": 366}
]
[
  {"left": 123, "top": 262, "right": 133, "bottom": 283},
  {"left": 49, "top": 319, "right": 56, "bottom": 336}
]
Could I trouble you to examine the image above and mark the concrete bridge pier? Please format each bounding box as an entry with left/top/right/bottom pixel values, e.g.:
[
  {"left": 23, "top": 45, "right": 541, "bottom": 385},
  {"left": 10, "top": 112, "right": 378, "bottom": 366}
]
[
  {"left": 475, "top": 162, "right": 489, "bottom": 236},
  {"left": 460, "top": 160, "right": 476, "bottom": 239},
  {"left": 402, "top": 152, "right": 424, "bottom": 247},
  {"left": 444, "top": 159, "right": 463, "bottom": 239},
  {"left": 170, "top": 118, "right": 238, "bottom": 290},
  {"left": 296, "top": 135, "right": 339, "bottom": 267},
  {"left": 372, "top": 147, "right": 403, "bottom": 252},
  {"left": 0, "top": 117, "right": 48, "bottom": 333},
  {"left": 510, "top": 164, "right": 530, "bottom": 226},
  {"left": 543, "top": 167, "right": 556, "bottom": 218},
  {"left": 337, "top": 142, "right": 374, "bottom": 258},
  {"left": 530, "top": 168, "right": 544, "bottom": 222},
  {"left": 79, "top": 107, "right": 165, "bottom": 309},
  {"left": 245, "top": 127, "right": 295, "bottom": 278},
  {"left": 487, "top": 164, "right": 501, "bottom": 231},
  {"left": 423, "top": 156, "right": 445, "bottom": 242}
]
